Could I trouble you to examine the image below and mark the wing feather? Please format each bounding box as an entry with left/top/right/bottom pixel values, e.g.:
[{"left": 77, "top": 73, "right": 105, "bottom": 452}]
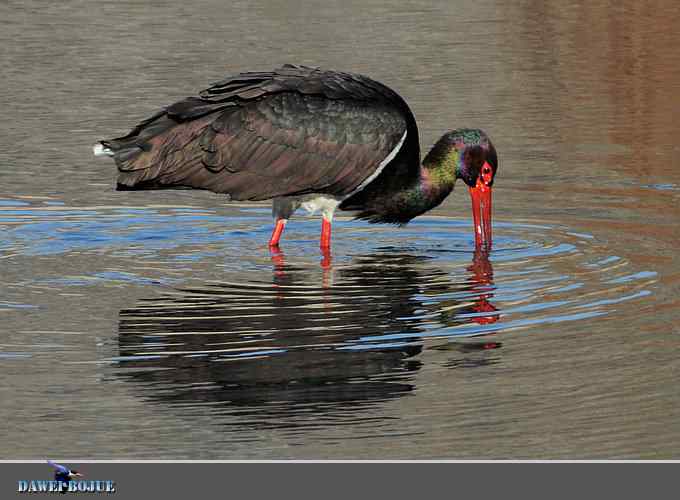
[{"left": 109, "top": 65, "right": 417, "bottom": 199}]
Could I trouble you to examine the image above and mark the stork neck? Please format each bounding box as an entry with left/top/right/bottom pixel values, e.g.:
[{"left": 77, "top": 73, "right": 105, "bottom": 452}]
[
  {"left": 348, "top": 150, "right": 457, "bottom": 224},
  {"left": 380, "top": 162, "right": 455, "bottom": 222},
  {"left": 417, "top": 159, "right": 456, "bottom": 208}
]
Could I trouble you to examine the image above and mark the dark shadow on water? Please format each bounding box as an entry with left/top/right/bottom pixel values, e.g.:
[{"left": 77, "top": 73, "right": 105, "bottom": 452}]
[{"left": 115, "top": 250, "right": 502, "bottom": 430}]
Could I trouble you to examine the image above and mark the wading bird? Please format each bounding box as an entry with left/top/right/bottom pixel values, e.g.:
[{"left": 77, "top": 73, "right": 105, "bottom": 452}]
[{"left": 94, "top": 65, "right": 497, "bottom": 251}]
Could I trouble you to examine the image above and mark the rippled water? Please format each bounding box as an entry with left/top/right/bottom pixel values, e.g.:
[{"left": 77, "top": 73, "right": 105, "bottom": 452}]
[{"left": 2, "top": 0, "right": 680, "bottom": 458}]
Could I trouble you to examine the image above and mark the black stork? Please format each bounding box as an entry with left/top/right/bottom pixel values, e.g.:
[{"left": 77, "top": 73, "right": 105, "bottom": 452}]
[{"left": 94, "top": 64, "right": 498, "bottom": 251}]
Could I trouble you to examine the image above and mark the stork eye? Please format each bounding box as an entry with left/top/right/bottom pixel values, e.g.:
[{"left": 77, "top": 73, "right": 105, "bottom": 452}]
[{"left": 480, "top": 165, "right": 493, "bottom": 186}]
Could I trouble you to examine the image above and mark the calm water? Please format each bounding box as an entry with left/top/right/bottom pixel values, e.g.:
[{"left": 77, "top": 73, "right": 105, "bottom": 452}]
[{"left": 1, "top": 0, "right": 679, "bottom": 459}]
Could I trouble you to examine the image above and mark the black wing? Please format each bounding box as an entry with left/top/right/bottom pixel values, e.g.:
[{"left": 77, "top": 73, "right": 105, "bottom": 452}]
[{"left": 105, "top": 65, "right": 419, "bottom": 201}]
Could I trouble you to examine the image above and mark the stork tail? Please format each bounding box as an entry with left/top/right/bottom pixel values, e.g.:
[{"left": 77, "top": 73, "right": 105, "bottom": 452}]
[{"left": 93, "top": 143, "right": 114, "bottom": 157}]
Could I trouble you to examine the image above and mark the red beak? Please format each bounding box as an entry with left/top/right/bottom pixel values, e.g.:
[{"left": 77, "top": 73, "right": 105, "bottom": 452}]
[{"left": 468, "top": 161, "right": 493, "bottom": 250}]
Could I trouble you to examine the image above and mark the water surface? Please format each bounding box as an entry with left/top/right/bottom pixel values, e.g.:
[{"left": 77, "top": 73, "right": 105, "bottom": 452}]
[{"left": 1, "top": 0, "right": 679, "bottom": 459}]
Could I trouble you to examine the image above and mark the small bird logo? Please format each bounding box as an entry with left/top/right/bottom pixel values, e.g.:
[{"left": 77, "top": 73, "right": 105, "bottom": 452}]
[{"left": 47, "top": 460, "right": 83, "bottom": 493}]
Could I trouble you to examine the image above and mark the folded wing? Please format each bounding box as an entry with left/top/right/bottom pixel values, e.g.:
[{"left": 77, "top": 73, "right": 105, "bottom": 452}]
[{"left": 106, "top": 65, "right": 414, "bottom": 201}]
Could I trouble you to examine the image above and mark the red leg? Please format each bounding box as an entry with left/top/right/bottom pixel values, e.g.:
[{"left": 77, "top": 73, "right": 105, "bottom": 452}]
[
  {"left": 321, "top": 246, "right": 332, "bottom": 270},
  {"left": 269, "top": 219, "right": 286, "bottom": 247},
  {"left": 320, "top": 218, "right": 332, "bottom": 249}
]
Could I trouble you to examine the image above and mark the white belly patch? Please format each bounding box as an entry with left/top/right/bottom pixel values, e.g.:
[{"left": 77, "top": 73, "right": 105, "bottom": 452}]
[{"left": 301, "top": 196, "right": 341, "bottom": 220}]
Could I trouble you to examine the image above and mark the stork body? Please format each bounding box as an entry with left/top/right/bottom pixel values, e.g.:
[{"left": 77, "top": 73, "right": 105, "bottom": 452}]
[{"left": 95, "top": 65, "right": 497, "bottom": 250}]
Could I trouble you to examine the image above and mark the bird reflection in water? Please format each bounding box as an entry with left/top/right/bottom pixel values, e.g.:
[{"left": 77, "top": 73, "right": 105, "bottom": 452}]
[
  {"left": 116, "top": 249, "right": 501, "bottom": 430},
  {"left": 432, "top": 249, "right": 500, "bottom": 326}
]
